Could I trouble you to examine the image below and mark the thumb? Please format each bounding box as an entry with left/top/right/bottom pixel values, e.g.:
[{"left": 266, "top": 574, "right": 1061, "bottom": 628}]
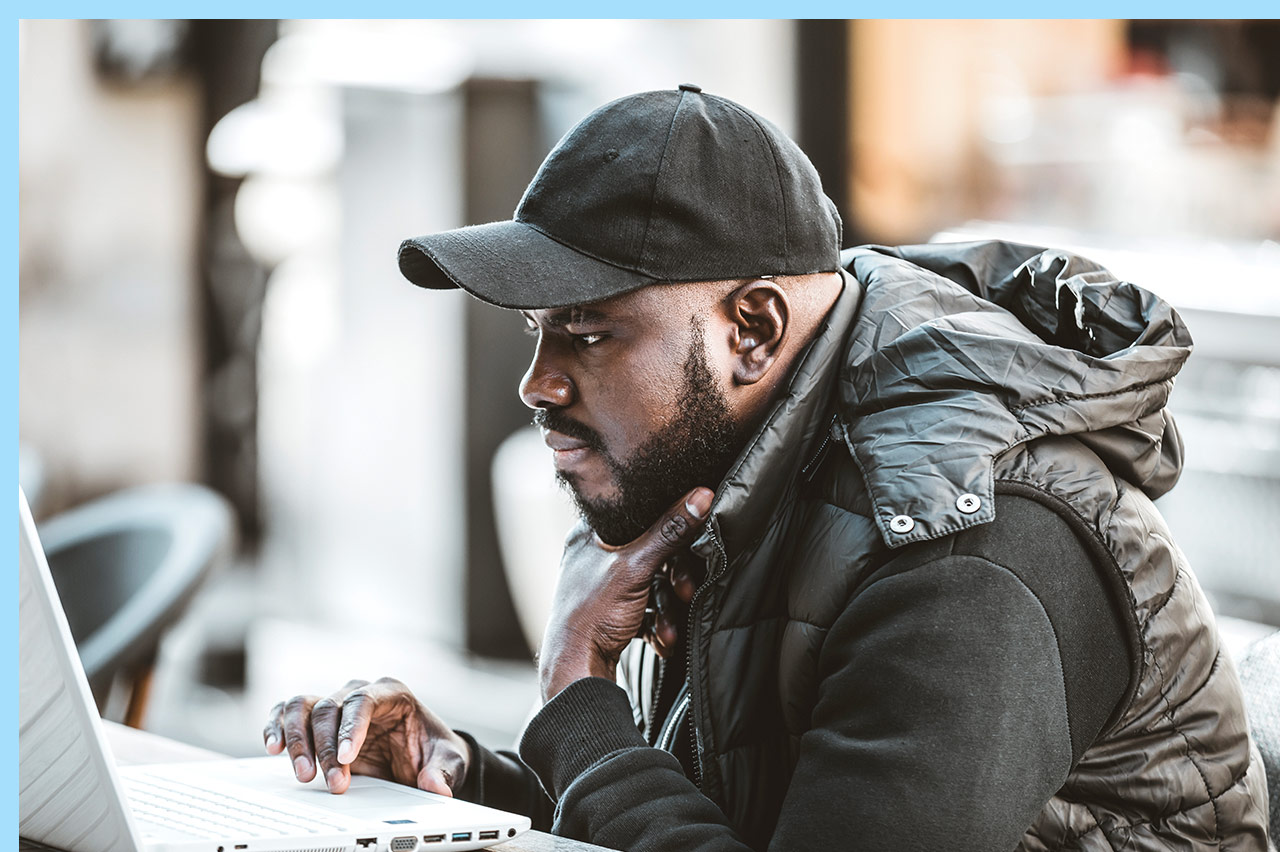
[
  {"left": 416, "top": 765, "right": 455, "bottom": 798},
  {"left": 417, "top": 740, "right": 467, "bottom": 798},
  {"left": 633, "top": 487, "right": 714, "bottom": 565}
]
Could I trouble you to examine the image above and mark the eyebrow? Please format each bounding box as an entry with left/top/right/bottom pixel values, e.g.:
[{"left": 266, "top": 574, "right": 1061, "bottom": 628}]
[{"left": 525, "top": 306, "right": 612, "bottom": 328}]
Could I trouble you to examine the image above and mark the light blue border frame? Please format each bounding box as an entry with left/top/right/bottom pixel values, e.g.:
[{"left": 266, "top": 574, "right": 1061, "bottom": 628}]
[{"left": 11, "top": 6, "right": 1280, "bottom": 17}]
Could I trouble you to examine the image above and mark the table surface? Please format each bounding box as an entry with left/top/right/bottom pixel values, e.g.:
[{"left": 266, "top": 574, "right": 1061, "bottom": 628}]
[{"left": 20, "top": 721, "right": 614, "bottom": 852}]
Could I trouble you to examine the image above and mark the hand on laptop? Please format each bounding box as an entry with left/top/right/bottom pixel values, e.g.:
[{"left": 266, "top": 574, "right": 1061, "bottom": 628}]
[
  {"left": 263, "top": 677, "right": 471, "bottom": 797},
  {"left": 539, "top": 487, "right": 713, "bottom": 703}
]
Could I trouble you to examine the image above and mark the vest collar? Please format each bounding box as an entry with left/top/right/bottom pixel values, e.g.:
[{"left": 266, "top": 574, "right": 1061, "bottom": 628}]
[{"left": 692, "top": 268, "right": 863, "bottom": 561}]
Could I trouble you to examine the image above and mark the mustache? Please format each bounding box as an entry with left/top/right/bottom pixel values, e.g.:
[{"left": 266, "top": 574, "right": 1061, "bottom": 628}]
[{"left": 532, "top": 408, "right": 606, "bottom": 452}]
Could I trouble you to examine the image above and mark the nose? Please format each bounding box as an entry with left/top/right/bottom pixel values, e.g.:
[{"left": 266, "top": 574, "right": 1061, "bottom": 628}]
[{"left": 519, "top": 344, "right": 575, "bottom": 410}]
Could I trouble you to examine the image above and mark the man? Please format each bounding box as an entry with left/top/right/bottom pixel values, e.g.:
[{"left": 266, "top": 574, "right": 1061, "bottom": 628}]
[{"left": 264, "top": 87, "right": 1271, "bottom": 850}]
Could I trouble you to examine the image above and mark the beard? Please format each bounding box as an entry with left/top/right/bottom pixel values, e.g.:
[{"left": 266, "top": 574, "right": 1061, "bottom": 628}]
[{"left": 532, "top": 322, "right": 741, "bottom": 546}]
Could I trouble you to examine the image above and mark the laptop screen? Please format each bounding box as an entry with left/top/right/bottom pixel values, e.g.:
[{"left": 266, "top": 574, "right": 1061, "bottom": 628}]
[{"left": 18, "top": 488, "right": 142, "bottom": 852}]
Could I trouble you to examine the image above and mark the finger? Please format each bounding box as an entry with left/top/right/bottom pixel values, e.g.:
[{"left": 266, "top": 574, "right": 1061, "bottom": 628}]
[
  {"left": 654, "top": 614, "right": 679, "bottom": 654},
  {"left": 311, "top": 697, "right": 344, "bottom": 791},
  {"left": 671, "top": 563, "right": 697, "bottom": 603},
  {"left": 336, "top": 683, "right": 381, "bottom": 769},
  {"left": 634, "top": 487, "right": 714, "bottom": 565},
  {"left": 652, "top": 584, "right": 679, "bottom": 652},
  {"left": 263, "top": 701, "right": 285, "bottom": 754},
  {"left": 313, "top": 682, "right": 366, "bottom": 793},
  {"left": 641, "top": 605, "right": 665, "bottom": 658},
  {"left": 282, "top": 695, "right": 320, "bottom": 782}
]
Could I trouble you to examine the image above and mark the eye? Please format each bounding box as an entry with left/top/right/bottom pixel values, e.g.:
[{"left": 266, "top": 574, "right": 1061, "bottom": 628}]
[{"left": 573, "top": 332, "right": 605, "bottom": 347}]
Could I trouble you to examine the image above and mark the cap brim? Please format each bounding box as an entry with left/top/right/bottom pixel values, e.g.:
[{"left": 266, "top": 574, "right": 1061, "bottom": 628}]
[{"left": 398, "top": 220, "right": 658, "bottom": 310}]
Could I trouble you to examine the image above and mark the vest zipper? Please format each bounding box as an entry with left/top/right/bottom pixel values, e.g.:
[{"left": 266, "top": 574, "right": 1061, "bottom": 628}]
[
  {"left": 679, "top": 422, "right": 834, "bottom": 790},
  {"left": 686, "top": 516, "right": 731, "bottom": 792},
  {"left": 645, "top": 647, "right": 665, "bottom": 744},
  {"left": 800, "top": 414, "right": 839, "bottom": 481},
  {"left": 655, "top": 683, "right": 690, "bottom": 752}
]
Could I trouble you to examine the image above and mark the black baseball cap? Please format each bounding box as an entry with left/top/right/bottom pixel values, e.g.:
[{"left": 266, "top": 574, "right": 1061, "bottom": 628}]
[{"left": 397, "top": 84, "right": 842, "bottom": 310}]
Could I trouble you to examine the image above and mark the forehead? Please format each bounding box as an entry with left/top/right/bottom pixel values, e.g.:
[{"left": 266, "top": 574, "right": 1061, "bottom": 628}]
[
  {"left": 521, "top": 286, "right": 653, "bottom": 324},
  {"left": 522, "top": 281, "right": 716, "bottom": 325}
]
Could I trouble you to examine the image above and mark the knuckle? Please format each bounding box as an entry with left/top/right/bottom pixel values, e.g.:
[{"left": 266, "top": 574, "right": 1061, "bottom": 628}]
[
  {"left": 660, "top": 514, "right": 688, "bottom": 544},
  {"left": 315, "top": 740, "right": 337, "bottom": 764},
  {"left": 373, "top": 676, "right": 405, "bottom": 690},
  {"left": 312, "top": 697, "right": 339, "bottom": 718},
  {"left": 341, "top": 679, "right": 369, "bottom": 692},
  {"left": 284, "top": 695, "right": 313, "bottom": 715}
]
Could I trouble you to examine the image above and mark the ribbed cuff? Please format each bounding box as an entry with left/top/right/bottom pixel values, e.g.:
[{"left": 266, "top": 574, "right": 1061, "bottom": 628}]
[
  {"left": 453, "top": 730, "right": 486, "bottom": 803},
  {"left": 518, "top": 676, "right": 647, "bottom": 801}
]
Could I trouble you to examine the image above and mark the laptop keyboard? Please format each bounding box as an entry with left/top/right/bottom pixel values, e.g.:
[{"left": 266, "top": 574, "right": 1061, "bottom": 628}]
[{"left": 125, "top": 773, "right": 350, "bottom": 839}]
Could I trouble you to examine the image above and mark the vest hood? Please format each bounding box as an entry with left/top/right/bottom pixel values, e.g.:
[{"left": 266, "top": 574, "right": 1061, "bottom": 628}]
[{"left": 839, "top": 241, "right": 1193, "bottom": 549}]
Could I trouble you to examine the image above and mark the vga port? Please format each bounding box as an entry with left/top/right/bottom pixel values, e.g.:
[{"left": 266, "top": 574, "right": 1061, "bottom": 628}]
[{"left": 390, "top": 837, "right": 418, "bottom": 852}]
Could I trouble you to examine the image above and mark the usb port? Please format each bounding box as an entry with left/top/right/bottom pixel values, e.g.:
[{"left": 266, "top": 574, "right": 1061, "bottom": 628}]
[
  {"left": 478, "top": 830, "right": 499, "bottom": 841},
  {"left": 356, "top": 840, "right": 377, "bottom": 849},
  {"left": 234, "top": 846, "right": 248, "bottom": 851},
  {"left": 422, "top": 836, "right": 444, "bottom": 844},
  {"left": 451, "top": 833, "right": 471, "bottom": 842}
]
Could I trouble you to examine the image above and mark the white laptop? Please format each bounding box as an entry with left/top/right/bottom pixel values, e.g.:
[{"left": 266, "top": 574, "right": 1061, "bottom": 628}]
[{"left": 18, "top": 489, "right": 532, "bottom": 852}]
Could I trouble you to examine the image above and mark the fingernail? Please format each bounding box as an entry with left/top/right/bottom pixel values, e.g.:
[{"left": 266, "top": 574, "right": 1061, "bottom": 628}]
[
  {"left": 685, "top": 489, "right": 713, "bottom": 518},
  {"left": 265, "top": 734, "right": 280, "bottom": 749},
  {"left": 337, "top": 740, "right": 354, "bottom": 764},
  {"left": 293, "top": 756, "right": 311, "bottom": 778},
  {"left": 326, "top": 768, "right": 343, "bottom": 791}
]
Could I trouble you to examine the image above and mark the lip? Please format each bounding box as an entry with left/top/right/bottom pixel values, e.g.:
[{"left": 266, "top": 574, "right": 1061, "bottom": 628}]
[
  {"left": 542, "top": 429, "right": 589, "bottom": 452},
  {"left": 543, "top": 430, "right": 595, "bottom": 470}
]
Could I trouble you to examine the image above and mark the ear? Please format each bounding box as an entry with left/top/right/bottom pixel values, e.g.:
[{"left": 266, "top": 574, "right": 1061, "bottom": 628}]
[{"left": 724, "top": 279, "right": 789, "bottom": 385}]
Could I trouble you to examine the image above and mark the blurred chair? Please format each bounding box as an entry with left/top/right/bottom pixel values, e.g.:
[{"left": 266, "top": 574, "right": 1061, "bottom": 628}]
[
  {"left": 38, "top": 483, "right": 236, "bottom": 728},
  {"left": 1237, "top": 629, "right": 1280, "bottom": 842}
]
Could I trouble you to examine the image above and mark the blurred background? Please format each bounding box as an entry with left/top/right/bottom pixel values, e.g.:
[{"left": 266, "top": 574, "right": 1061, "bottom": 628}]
[{"left": 18, "top": 19, "right": 1280, "bottom": 757}]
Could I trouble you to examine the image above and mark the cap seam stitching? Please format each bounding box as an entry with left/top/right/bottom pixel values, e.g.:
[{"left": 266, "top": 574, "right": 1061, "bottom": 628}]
[
  {"left": 720, "top": 99, "right": 787, "bottom": 260},
  {"left": 637, "top": 91, "right": 686, "bottom": 275}
]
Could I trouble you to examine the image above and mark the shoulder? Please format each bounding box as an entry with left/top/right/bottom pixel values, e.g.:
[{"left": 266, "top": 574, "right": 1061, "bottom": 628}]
[{"left": 855, "top": 490, "right": 1135, "bottom": 764}]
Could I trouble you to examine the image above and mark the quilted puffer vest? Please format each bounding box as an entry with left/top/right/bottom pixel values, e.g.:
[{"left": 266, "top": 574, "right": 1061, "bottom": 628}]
[{"left": 664, "top": 242, "right": 1269, "bottom": 849}]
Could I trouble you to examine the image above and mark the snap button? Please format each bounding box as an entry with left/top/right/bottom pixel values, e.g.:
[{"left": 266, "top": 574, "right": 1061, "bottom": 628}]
[
  {"left": 678, "top": 83, "right": 703, "bottom": 93},
  {"left": 956, "top": 493, "right": 981, "bottom": 514},
  {"left": 889, "top": 514, "right": 915, "bottom": 534}
]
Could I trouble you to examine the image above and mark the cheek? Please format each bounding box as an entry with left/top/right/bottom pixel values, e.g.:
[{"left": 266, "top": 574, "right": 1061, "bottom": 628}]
[{"left": 586, "top": 359, "right": 685, "bottom": 454}]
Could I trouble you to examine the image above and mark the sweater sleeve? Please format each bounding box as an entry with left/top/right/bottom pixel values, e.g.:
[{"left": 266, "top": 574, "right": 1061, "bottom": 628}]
[
  {"left": 453, "top": 731, "right": 556, "bottom": 832},
  {"left": 517, "top": 496, "right": 1129, "bottom": 851}
]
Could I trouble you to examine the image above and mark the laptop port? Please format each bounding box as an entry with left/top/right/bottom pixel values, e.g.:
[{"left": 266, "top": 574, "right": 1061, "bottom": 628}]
[
  {"left": 451, "top": 833, "right": 471, "bottom": 842},
  {"left": 391, "top": 837, "right": 418, "bottom": 852},
  {"left": 478, "top": 830, "right": 499, "bottom": 841},
  {"left": 356, "top": 839, "right": 377, "bottom": 848},
  {"left": 422, "top": 836, "right": 444, "bottom": 844},
  {"left": 234, "top": 846, "right": 248, "bottom": 850}
]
